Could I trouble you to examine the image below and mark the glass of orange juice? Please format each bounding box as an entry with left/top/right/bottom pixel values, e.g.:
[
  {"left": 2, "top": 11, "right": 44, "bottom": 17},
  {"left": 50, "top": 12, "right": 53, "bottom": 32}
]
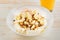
[{"left": 40, "top": 0, "right": 55, "bottom": 12}]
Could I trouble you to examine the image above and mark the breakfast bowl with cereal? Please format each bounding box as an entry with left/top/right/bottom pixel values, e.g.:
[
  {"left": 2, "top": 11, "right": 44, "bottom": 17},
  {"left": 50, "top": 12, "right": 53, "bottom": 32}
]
[{"left": 6, "top": 6, "right": 53, "bottom": 36}]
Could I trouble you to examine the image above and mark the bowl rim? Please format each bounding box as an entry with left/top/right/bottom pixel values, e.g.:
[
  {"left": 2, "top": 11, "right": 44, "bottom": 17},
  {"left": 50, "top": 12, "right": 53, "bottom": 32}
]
[{"left": 6, "top": 5, "right": 54, "bottom": 36}]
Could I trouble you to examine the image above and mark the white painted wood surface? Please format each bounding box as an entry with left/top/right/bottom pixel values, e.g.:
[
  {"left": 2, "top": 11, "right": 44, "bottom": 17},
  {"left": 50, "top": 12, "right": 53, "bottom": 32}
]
[{"left": 0, "top": 0, "right": 60, "bottom": 40}]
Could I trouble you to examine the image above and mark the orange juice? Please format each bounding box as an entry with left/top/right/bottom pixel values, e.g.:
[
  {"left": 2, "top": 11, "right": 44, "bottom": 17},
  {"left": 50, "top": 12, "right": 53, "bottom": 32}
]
[{"left": 40, "top": 0, "right": 55, "bottom": 11}]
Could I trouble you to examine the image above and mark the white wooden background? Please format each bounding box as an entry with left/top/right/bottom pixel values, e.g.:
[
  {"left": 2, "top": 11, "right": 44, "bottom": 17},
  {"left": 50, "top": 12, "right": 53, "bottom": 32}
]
[{"left": 0, "top": 0, "right": 60, "bottom": 40}]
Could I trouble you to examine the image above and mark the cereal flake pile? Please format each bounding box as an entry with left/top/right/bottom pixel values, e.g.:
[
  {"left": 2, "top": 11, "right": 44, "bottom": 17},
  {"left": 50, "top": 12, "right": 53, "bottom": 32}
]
[{"left": 13, "top": 9, "right": 44, "bottom": 30}]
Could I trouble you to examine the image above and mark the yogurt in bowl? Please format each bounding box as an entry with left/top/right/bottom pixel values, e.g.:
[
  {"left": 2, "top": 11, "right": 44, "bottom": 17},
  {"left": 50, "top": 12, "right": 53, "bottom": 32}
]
[{"left": 6, "top": 6, "right": 53, "bottom": 36}]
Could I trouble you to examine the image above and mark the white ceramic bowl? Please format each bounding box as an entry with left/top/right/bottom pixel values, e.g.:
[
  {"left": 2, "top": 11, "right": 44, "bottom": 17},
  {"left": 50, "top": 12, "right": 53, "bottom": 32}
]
[{"left": 6, "top": 6, "right": 53, "bottom": 36}]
